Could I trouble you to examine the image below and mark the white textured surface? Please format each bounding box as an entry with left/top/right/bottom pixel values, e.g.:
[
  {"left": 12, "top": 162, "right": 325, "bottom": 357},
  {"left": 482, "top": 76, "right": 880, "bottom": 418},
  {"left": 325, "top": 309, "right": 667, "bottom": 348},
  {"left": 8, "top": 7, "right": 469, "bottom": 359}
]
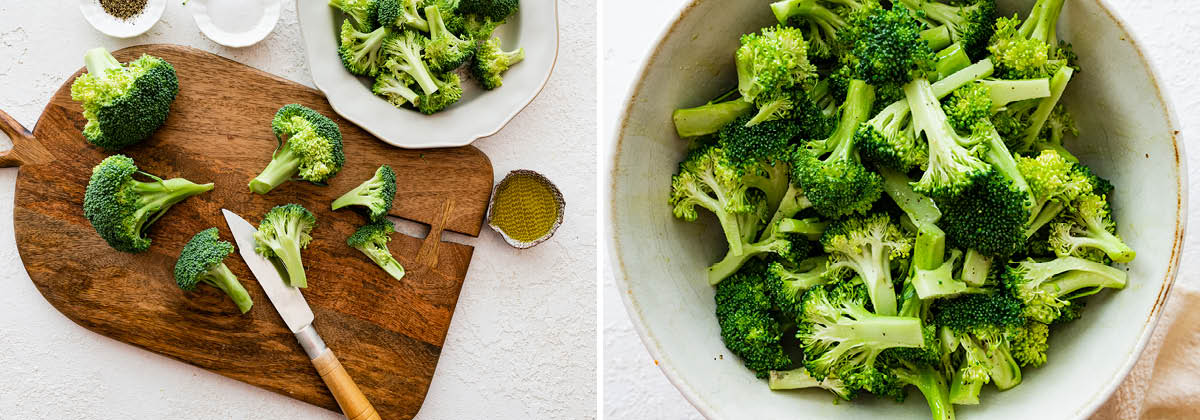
[
  {"left": 601, "top": 0, "right": 1200, "bottom": 418},
  {"left": 0, "top": 1, "right": 595, "bottom": 418}
]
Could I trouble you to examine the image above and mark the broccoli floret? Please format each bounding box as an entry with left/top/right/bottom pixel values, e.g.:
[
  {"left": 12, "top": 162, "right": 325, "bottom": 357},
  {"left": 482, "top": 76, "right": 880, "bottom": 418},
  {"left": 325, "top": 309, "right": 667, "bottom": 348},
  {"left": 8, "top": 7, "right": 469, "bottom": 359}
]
[
  {"left": 896, "top": 0, "right": 996, "bottom": 59},
  {"left": 1049, "top": 194, "right": 1136, "bottom": 263},
  {"left": 768, "top": 0, "right": 865, "bottom": 60},
  {"left": 346, "top": 221, "right": 407, "bottom": 281},
  {"left": 417, "top": 72, "right": 464, "bottom": 114},
  {"left": 735, "top": 25, "right": 819, "bottom": 125},
  {"left": 1007, "top": 320, "right": 1049, "bottom": 367},
  {"left": 933, "top": 292, "right": 1025, "bottom": 399},
  {"left": 472, "top": 36, "right": 525, "bottom": 90},
  {"left": 793, "top": 79, "right": 882, "bottom": 218},
  {"left": 708, "top": 216, "right": 825, "bottom": 285},
  {"left": 820, "top": 213, "right": 912, "bottom": 315},
  {"left": 254, "top": 204, "right": 317, "bottom": 288},
  {"left": 1017, "top": 149, "right": 1094, "bottom": 236},
  {"left": 669, "top": 146, "right": 756, "bottom": 257},
  {"left": 83, "top": 155, "right": 213, "bottom": 253},
  {"left": 905, "top": 77, "right": 990, "bottom": 197},
  {"left": 839, "top": 2, "right": 935, "bottom": 88},
  {"left": 672, "top": 99, "right": 755, "bottom": 138},
  {"left": 375, "top": 0, "right": 428, "bottom": 32},
  {"left": 338, "top": 20, "right": 392, "bottom": 77},
  {"left": 797, "top": 283, "right": 926, "bottom": 388},
  {"left": 767, "top": 367, "right": 852, "bottom": 399},
  {"left": 1002, "top": 256, "right": 1127, "bottom": 323},
  {"left": 249, "top": 104, "right": 346, "bottom": 194},
  {"left": 716, "top": 115, "right": 804, "bottom": 213},
  {"left": 332, "top": 165, "right": 397, "bottom": 221},
  {"left": 372, "top": 67, "right": 421, "bottom": 107},
  {"left": 457, "top": 0, "right": 518, "bottom": 21},
  {"left": 882, "top": 357, "right": 955, "bottom": 420},
  {"left": 939, "top": 169, "right": 1030, "bottom": 257},
  {"left": 329, "top": 0, "right": 379, "bottom": 31},
  {"left": 715, "top": 262, "right": 792, "bottom": 377},
  {"left": 382, "top": 31, "right": 441, "bottom": 95},
  {"left": 766, "top": 255, "right": 831, "bottom": 320},
  {"left": 424, "top": 5, "right": 476, "bottom": 72},
  {"left": 174, "top": 228, "right": 253, "bottom": 313},
  {"left": 69, "top": 48, "right": 178, "bottom": 151},
  {"left": 988, "top": 0, "right": 1069, "bottom": 80}
]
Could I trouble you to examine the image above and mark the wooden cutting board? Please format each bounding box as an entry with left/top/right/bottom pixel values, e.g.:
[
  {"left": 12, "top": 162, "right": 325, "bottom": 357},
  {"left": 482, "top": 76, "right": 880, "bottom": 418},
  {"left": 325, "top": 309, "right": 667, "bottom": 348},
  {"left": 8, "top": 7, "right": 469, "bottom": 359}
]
[{"left": 0, "top": 45, "right": 494, "bottom": 419}]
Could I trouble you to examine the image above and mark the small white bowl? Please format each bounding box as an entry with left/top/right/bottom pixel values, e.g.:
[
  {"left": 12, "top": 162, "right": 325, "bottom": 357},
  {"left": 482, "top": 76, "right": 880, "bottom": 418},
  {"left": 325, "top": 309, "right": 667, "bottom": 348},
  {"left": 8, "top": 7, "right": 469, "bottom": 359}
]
[
  {"left": 297, "top": 0, "right": 560, "bottom": 149},
  {"left": 607, "top": 0, "right": 1186, "bottom": 419},
  {"left": 189, "top": 0, "right": 282, "bottom": 48},
  {"left": 79, "top": 0, "right": 167, "bottom": 39}
]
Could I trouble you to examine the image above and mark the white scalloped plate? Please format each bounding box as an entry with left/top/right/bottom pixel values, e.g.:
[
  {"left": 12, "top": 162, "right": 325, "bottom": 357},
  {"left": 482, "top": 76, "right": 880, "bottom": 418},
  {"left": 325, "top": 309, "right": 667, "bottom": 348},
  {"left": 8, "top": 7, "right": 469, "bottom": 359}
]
[{"left": 297, "top": 0, "right": 559, "bottom": 149}]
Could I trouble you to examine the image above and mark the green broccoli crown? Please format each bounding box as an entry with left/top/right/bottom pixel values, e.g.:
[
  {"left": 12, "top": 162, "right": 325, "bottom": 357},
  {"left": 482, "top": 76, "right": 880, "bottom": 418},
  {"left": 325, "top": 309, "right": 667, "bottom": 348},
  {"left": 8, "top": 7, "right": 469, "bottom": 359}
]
[
  {"left": 69, "top": 49, "right": 179, "bottom": 151},
  {"left": 905, "top": 78, "right": 992, "bottom": 197},
  {"left": 332, "top": 165, "right": 398, "bottom": 221},
  {"left": 933, "top": 293, "right": 1024, "bottom": 333},
  {"left": 174, "top": 227, "right": 234, "bottom": 290},
  {"left": 769, "top": 0, "right": 865, "bottom": 60},
  {"left": 347, "top": 219, "right": 395, "bottom": 248},
  {"left": 987, "top": 0, "right": 1070, "bottom": 81},
  {"left": 839, "top": 3, "right": 935, "bottom": 88},
  {"left": 797, "top": 282, "right": 925, "bottom": 381},
  {"left": 938, "top": 170, "right": 1031, "bottom": 257},
  {"left": 820, "top": 213, "right": 913, "bottom": 315},
  {"left": 376, "top": 0, "right": 429, "bottom": 31},
  {"left": 766, "top": 256, "right": 830, "bottom": 321},
  {"left": 339, "top": 20, "right": 392, "bottom": 77},
  {"left": 330, "top": 0, "right": 379, "bottom": 31},
  {"left": 942, "top": 83, "right": 992, "bottom": 132},
  {"left": 457, "top": 0, "right": 518, "bottom": 21},
  {"left": 382, "top": 31, "right": 443, "bottom": 96},
  {"left": 472, "top": 36, "right": 525, "bottom": 90},
  {"left": 1002, "top": 256, "right": 1127, "bottom": 323},
  {"left": 736, "top": 25, "right": 817, "bottom": 106},
  {"left": 717, "top": 115, "right": 802, "bottom": 166},
  {"left": 272, "top": 104, "right": 346, "bottom": 183},
  {"left": 1049, "top": 194, "right": 1135, "bottom": 263},
  {"left": 424, "top": 5, "right": 476, "bottom": 72},
  {"left": 715, "top": 261, "right": 792, "bottom": 377},
  {"left": 372, "top": 68, "right": 421, "bottom": 106},
  {"left": 418, "top": 72, "right": 464, "bottom": 114},
  {"left": 669, "top": 145, "right": 752, "bottom": 224},
  {"left": 896, "top": 0, "right": 997, "bottom": 59},
  {"left": 745, "top": 86, "right": 833, "bottom": 128},
  {"left": 856, "top": 99, "right": 926, "bottom": 172},
  {"left": 255, "top": 204, "right": 317, "bottom": 257},
  {"left": 83, "top": 155, "right": 214, "bottom": 253},
  {"left": 1017, "top": 149, "right": 1092, "bottom": 207},
  {"left": 1006, "top": 320, "right": 1049, "bottom": 367},
  {"left": 792, "top": 80, "right": 882, "bottom": 218}
]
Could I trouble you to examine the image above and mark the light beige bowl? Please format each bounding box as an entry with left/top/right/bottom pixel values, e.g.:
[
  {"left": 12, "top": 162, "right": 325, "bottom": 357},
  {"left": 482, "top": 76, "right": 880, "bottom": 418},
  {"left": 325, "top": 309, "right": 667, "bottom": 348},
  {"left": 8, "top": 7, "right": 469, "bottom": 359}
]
[{"left": 606, "top": 0, "right": 1186, "bottom": 418}]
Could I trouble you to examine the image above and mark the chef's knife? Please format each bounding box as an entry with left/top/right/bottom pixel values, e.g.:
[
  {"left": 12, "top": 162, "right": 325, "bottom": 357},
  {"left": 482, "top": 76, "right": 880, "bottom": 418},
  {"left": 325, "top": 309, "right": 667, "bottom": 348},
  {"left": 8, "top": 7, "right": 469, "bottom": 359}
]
[{"left": 222, "top": 209, "right": 380, "bottom": 420}]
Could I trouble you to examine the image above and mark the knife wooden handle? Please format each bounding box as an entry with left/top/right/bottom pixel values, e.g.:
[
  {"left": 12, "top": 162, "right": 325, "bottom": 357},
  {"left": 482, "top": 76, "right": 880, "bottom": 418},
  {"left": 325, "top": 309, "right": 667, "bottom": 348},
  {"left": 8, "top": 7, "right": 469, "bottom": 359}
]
[{"left": 312, "top": 349, "right": 381, "bottom": 420}]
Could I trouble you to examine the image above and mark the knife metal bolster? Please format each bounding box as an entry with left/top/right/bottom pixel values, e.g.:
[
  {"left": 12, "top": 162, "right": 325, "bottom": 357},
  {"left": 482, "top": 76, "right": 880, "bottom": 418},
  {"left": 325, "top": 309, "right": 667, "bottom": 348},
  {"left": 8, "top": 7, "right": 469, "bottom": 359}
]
[{"left": 295, "top": 324, "right": 328, "bottom": 360}]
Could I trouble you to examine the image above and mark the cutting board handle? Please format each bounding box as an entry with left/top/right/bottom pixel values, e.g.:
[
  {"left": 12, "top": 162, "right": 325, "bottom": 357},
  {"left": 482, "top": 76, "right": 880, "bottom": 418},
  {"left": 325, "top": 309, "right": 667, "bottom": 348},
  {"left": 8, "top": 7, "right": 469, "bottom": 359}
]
[
  {"left": 0, "top": 108, "right": 47, "bottom": 168},
  {"left": 312, "top": 349, "right": 381, "bottom": 420}
]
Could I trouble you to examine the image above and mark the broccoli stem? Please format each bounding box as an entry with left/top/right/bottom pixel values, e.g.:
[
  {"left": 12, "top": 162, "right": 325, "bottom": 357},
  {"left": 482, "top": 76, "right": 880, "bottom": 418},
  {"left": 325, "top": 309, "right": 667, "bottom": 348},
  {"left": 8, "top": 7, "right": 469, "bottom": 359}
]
[
  {"left": 133, "top": 178, "right": 215, "bottom": 231},
  {"left": 249, "top": 145, "right": 301, "bottom": 194},
  {"left": 332, "top": 179, "right": 382, "bottom": 211},
  {"left": 276, "top": 233, "right": 308, "bottom": 288},
  {"left": 983, "top": 126, "right": 1030, "bottom": 196},
  {"left": 1021, "top": 66, "right": 1074, "bottom": 150},
  {"left": 893, "top": 363, "right": 955, "bottom": 420},
  {"left": 769, "top": 0, "right": 846, "bottom": 27},
  {"left": 934, "top": 44, "right": 971, "bottom": 80},
  {"left": 824, "top": 80, "right": 875, "bottom": 163},
  {"left": 979, "top": 79, "right": 1051, "bottom": 112},
  {"left": 1026, "top": 201, "right": 1064, "bottom": 237},
  {"left": 760, "top": 184, "right": 813, "bottom": 240},
  {"left": 879, "top": 166, "right": 942, "bottom": 227},
  {"left": 932, "top": 58, "right": 994, "bottom": 98},
  {"left": 1049, "top": 271, "right": 1127, "bottom": 298},
  {"left": 912, "top": 224, "right": 969, "bottom": 299},
  {"left": 948, "top": 363, "right": 983, "bottom": 405},
  {"left": 358, "top": 243, "right": 406, "bottom": 280},
  {"left": 672, "top": 100, "right": 755, "bottom": 138},
  {"left": 708, "top": 217, "right": 821, "bottom": 285},
  {"left": 961, "top": 249, "right": 992, "bottom": 287},
  {"left": 983, "top": 343, "right": 1022, "bottom": 390},
  {"left": 921, "top": 25, "right": 953, "bottom": 51},
  {"left": 84, "top": 47, "right": 122, "bottom": 77},
  {"left": 1019, "top": 0, "right": 1066, "bottom": 45},
  {"left": 201, "top": 262, "right": 253, "bottom": 313},
  {"left": 1067, "top": 224, "right": 1137, "bottom": 263}
]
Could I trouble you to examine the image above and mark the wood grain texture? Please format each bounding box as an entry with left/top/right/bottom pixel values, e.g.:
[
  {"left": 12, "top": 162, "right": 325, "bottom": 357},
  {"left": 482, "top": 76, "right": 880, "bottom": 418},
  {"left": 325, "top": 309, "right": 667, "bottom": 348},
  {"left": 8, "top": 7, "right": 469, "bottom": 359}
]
[{"left": 2, "top": 45, "right": 493, "bottom": 419}]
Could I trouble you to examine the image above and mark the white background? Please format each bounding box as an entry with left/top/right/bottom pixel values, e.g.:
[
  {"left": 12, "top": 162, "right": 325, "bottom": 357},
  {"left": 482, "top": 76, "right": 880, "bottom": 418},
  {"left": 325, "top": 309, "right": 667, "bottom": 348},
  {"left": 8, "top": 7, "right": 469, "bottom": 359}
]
[
  {"left": 0, "top": 0, "right": 596, "bottom": 419},
  {"left": 601, "top": 0, "right": 1200, "bottom": 419}
]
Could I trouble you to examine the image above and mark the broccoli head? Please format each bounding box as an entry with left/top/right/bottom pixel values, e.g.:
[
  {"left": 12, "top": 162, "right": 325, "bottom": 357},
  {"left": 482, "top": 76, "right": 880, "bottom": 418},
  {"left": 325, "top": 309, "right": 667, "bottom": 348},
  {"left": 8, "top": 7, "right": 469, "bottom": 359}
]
[
  {"left": 372, "top": 67, "right": 421, "bottom": 107},
  {"left": 332, "top": 165, "right": 398, "bottom": 222},
  {"left": 249, "top": 104, "right": 345, "bottom": 194},
  {"left": 375, "top": 0, "right": 429, "bottom": 32},
  {"left": 424, "top": 5, "right": 476, "bottom": 72},
  {"left": 767, "top": 255, "right": 831, "bottom": 321},
  {"left": 338, "top": 20, "right": 392, "bottom": 77},
  {"left": 820, "top": 213, "right": 913, "bottom": 316},
  {"left": 382, "top": 31, "right": 442, "bottom": 95},
  {"left": 768, "top": 0, "right": 865, "bottom": 60},
  {"left": 472, "top": 36, "right": 525, "bottom": 90},
  {"left": 346, "top": 221, "right": 407, "bottom": 281},
  {"left": 254, "top": 204, "right": 317, "bottom": 288},
  {"left": 329, "top": 0, "right": 379, "bottom": 31},
  {"left": 715, "top": 261, "right": 792, "bottom": 377},
  {"left": 69, "top": 48, "right": 179, "bottom": 151},
  {"left": 839, "top": 2, "right": 935, "bottom": 89},
  {"left": 174, "top": 228, "right": 254, "bottom": 313},
  {"left": 896, "top": 0, "right": 997, "bottom": 59},
  {"left": 1048, "top": 194, "right": 1135, "bottom": 263},
  {"left": 905, "top": 77, "right": 990, "bottom": 198},
  {"left": 417, "top": 72, "right": 465, "bottom": 114},
  {"left": 83, "top": 155, "right": 213, "bottom": 253},
  {"left": 735, "top": 25, "right": 819, "bottom": 125},
  {"left": 1002, "top": 256, "right": 1127, "bottom": 324},
  {"left": 792, "top": 79, "right": 882, "bottom": 218},
  {"left": 457, "top": 0, "right": 518, "bottom": 21}
]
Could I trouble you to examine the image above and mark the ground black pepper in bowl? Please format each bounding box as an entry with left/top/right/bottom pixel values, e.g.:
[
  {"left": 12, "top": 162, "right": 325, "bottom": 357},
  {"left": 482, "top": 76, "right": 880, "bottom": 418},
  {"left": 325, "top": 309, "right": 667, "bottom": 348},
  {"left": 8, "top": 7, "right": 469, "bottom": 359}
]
[{"left": 99, "top": 0, "right": 147, "bottom": 20}]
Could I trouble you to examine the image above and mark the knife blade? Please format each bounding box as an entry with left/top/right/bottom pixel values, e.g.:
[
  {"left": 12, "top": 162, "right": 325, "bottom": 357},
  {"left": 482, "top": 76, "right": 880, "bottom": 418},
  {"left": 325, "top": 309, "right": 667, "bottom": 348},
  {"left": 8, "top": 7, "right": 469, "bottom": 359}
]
[{"left": 221, "top": 209, "right": 380, "bottom": 420}]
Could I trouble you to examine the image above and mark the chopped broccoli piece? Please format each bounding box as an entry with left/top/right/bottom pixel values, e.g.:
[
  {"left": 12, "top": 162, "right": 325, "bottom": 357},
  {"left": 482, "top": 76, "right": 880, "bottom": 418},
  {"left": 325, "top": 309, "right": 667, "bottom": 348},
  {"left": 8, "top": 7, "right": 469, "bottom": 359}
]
[
  {"left": 338, "top": 20, "right": 392, "bottom": 77},
  {"left": 1002, "top": 256, "right": 1127, "bottom": 323},
  {"left": 1049, "top": 194, "right": 1136, "bottom": 263},
  {"left": 254, "top": 204, "right": 317, "bottom": 288},
  {"left": 672, "top": 99, "right": 755, "bottom": 138},
  {"left": 372, "top": 67, "right": 421, "bottom": 106},
  {"left": 69, "top": 48, "right": 178, "bottom": 151},
  {"left": 766, "top": 255, "right": 831, "bottom": 321},
  {"left": 83, "top": 155, "right": 213, "bottom": 253},
  {"left": 329, "top": 0, "right": 379, "bottom": 31},
  {"left": 332, "top": 165, "right": 398, "bottom": 222},
  {"left": 346, "top": 221, "right": 406, "bottom": 281},
  {"left": 735, "top": 25, "right": 819, "bottom": 125},
  {"left": 715, "top": 261, "right": 793, "bottom": 377},
  {"left": 471, "top": 36, "right": 525, "bottom": 90},
  {"left": 375, "top": 0, "right": 429, "bottom": 32},
  {"left": 793, "top": 79, "right": 882, "bottom": 218},
  {"left": 839, "top": 2, "right": 935, "bottom": 88},
  {"left": 457, "top": 0, "right": 518, "bottom": 21},
  {"left": 249, "top": 104, "right": 345, "bottom": 194},
  {"left": 382, "top": 31, "right": 441, "bottom": 95},
  {"left": 174, "top": 228, "right": 253, "bottom": 313},
  {"left": 424, "top": 5, "right": 476, "bottom": 72},
  {"left": 820, "top": 213, "right": 913, "bottom": 315},
  {"left": 417, "top": 72, "right": 464, "bottom": 114},
  {"left": 896, "top": 0, "right": 997, "bottom": 59},
  {"left": 768, "top": 367, "right": 852, "bottom": 399}
]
